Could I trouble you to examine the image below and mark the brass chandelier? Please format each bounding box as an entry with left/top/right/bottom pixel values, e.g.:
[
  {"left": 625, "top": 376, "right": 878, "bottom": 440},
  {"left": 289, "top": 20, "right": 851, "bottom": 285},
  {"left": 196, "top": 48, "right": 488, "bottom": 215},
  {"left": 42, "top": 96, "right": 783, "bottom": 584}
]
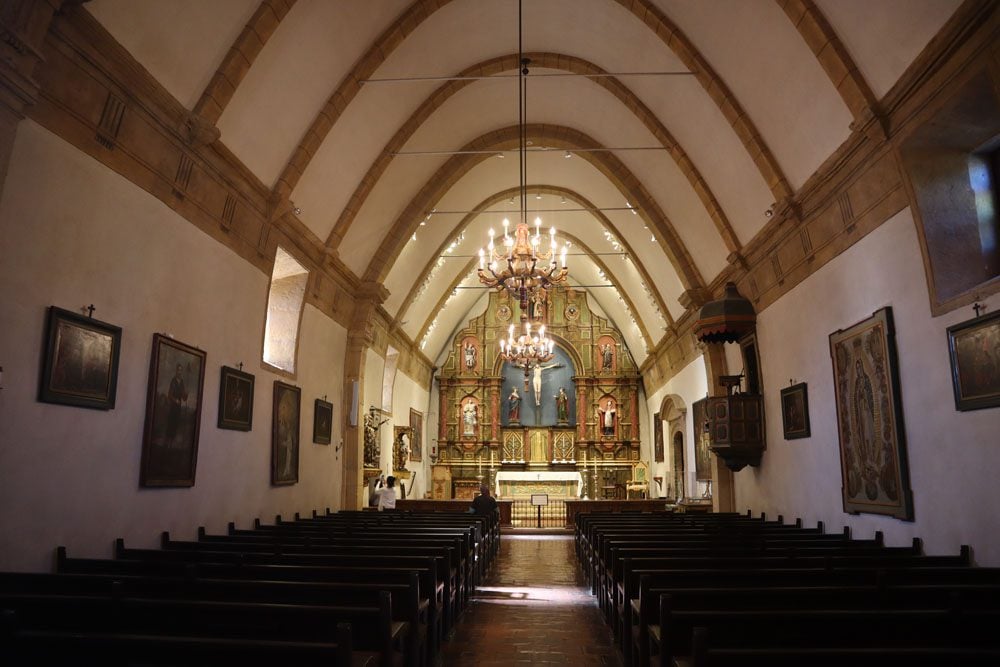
[
  {"left": 479, "top": 1, "right": 568, "bottom": 380},
  {"left": 477, "top": 1, "right": 569, "bottom": 317}
]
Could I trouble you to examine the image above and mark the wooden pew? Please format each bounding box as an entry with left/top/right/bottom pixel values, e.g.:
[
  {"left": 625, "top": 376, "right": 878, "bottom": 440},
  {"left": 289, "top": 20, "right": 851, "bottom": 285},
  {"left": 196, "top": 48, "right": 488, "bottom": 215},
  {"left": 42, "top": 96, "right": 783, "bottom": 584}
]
[
  {"left": 0, "top": 590, "right": 402, "bottom": 666},
  {"left": 1, "top": 569, "right": 426, "bottom": 667}
]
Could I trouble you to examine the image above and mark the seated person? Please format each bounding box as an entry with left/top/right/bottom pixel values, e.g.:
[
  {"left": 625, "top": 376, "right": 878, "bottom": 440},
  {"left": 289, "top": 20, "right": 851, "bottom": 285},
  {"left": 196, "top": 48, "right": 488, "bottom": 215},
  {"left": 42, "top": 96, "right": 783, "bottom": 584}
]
[{"left": 469, "top": 483, "right": 498, "bottom": 515}]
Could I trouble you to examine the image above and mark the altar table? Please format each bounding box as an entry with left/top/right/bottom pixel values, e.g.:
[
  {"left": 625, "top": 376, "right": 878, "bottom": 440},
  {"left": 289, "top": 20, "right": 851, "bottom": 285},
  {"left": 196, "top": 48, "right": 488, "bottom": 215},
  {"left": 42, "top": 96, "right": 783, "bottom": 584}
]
[{"left": 495, "top": 470, "right": 584, "bottom": 499}]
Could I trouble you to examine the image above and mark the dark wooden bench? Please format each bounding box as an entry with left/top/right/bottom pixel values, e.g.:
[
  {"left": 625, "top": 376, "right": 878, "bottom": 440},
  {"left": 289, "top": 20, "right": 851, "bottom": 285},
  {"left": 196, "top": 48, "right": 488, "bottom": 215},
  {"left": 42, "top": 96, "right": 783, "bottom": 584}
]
[{"left": 0, "top": 590, "right": 403, "bottom": 666}]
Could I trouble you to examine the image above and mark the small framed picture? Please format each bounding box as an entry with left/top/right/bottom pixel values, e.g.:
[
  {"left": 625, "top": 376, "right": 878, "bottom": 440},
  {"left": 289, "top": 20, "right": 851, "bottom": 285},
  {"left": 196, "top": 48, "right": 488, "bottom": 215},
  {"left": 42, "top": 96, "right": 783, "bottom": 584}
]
[
  {"left": 218, "top": 366, "right": 254, "bottom": 431},
  {"left": 947, "top": 310, "right": 1000, "bottom": 411},
  {"left": 272, "top": 381, "right": 301, "bottom": 485},
  {"left": 38, "top": 306, "right": 122, "bottom": 410},
  {"left": 140, "top": 334, "right": 206, "bottom": 487},
  {"left": 780, "top": 382, "right": 811, "bottom": 439},
  {"left": 313, "top": 398, "right": 333, "bottom": 445}
]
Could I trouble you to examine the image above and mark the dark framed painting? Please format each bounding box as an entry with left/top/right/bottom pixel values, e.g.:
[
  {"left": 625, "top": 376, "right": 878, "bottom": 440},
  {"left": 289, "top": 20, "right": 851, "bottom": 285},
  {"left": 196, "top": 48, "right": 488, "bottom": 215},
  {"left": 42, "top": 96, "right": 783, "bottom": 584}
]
[
  {"left": 38, "top": 306, "right": 122, "bottom": 410},
  {"left": 829, "top": 307, "right": 913, "bottom": 521},
  {"left": 218, "top": 365, "right": 254, "bottom": 431},
  {"left": 946, "top": 310, "right": 1000, "bottom": 411},
  {"left": 408, "top": 408, "right": 423, "bottom": 462},
  {"left": 692, "top": 398, "right": 712, "bottom": 482},
  {"left": 272, "top": 381, "right": 301, "bottom": 485},
  {"left": 313, "top": 398, "right": 333, "bottom": 445},
  {"left": 739, "top": 331, "right": 762, "bottom": 394},
  {"left": 653, "top": 412, "right": 664, "bottom": 462},
  {"left": 140, "top": 334, "right": 206, "bottom": 487},
  {"left": 780, "top": 382, "right": 811, "bottom": 440}
]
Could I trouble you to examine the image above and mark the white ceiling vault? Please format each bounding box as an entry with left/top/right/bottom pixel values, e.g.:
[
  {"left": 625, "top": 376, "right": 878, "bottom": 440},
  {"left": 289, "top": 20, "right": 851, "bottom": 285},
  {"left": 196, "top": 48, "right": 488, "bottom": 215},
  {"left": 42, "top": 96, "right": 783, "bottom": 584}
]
[{"left": 87, "top": 0, "right": 962, "bottom": 367}]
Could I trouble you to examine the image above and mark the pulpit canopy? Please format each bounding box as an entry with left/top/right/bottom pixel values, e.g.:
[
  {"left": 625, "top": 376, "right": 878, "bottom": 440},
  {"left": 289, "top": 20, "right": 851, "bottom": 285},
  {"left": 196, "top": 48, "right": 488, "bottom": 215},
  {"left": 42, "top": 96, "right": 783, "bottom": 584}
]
[{"left": 693, "top": 282, "right": 756, "bottom": 344}]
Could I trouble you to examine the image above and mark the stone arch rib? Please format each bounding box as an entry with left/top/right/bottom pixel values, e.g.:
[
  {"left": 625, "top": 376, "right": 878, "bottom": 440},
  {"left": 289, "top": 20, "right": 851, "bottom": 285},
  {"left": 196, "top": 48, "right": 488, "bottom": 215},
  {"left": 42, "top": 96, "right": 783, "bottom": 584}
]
[
  {"left": 415, "top": 232, "right": 656, "bottom": 356},
  {"left": 326, "top": 51, "right": 740, "bottom": 254},
  {"left": 618, "top": 0, "right": 794, "bottom": 203},
  {"left": 194, "top": 0, "right": 298, "bottom": 125},
  {"left": 396, "top": 184, "right": 675, "bottom": 332},
  {"left": 361, "top": 123, "right": 705, "bottom": 293},
  {"left": 777, "top": 0, "right": 881, "bottom": 130},
  {"left": 273, "top": 0, "right": 448, "bottom": 199}
]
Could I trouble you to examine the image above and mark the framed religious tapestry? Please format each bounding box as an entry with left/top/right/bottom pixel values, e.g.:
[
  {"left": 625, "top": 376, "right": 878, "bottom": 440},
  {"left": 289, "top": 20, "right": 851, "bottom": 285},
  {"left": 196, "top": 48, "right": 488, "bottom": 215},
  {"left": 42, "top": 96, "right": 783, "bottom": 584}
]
[
  {"left": 38, "top": 306, "right": 122, "bottom": 410},
  {"left": 409, "top": 408, "right": 423, "bottom": 462},
  {"left": 829, "top": 307, "right": 913, "bottom": 520},
  {"left": 946, "top": 309, "right": 1000, "bottom": 411},
  {"left": 272, "top": 381, "right": 300, "bottom": 485},
  {"left": 313, "top": 398, "right": 333, "bottom": 444},
  {"left": 780, "top": 382, "right": 811, "bottom": 439},
  {"left": 653, "top": 412, "right": 664, "bottom": 462},
  {"left": 218, "top": 365, "right": 254, "bottom": 431},
  {"left": 140, "top": 334, "right": 206, "bottom": 487}
]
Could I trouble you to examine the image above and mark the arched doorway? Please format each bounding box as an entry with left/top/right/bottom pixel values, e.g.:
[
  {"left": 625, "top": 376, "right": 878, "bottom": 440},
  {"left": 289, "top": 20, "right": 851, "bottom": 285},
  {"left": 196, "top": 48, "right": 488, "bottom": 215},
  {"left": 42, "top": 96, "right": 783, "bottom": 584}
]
[
  {"left": 671, "top": 431, "right": 684, "bottom": 501},
  {"left": 659, "top": 395, "right": 687, "bottom": 500}
]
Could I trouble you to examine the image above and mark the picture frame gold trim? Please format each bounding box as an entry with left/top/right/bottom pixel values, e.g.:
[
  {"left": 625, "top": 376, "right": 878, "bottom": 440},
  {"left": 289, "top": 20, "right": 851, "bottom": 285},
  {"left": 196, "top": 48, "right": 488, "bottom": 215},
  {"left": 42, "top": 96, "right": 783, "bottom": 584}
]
[
  {"left": 829, "top": 307, "right": 913, "bottom": 521},
  {"left": 946, "top": 310, "right": 1000, "bottom": 411}
]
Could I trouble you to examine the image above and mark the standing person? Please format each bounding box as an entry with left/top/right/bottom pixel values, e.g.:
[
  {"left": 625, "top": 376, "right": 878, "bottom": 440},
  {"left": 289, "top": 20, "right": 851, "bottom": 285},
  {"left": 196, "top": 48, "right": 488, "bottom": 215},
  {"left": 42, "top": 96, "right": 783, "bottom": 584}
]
[
  {"left": 470, "top": 483, "right": 498, "bottom": 516},
  {"left": 375, "top": 475, "right": 397, "bottom": 511}
]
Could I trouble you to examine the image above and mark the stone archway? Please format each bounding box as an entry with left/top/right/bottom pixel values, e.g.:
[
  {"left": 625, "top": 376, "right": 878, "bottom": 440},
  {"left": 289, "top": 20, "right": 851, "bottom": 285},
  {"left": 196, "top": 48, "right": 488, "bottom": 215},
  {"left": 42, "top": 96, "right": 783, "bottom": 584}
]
[
  {"left": 671, "top": 431, "right": 685, "bottom": 501},
  {"left": 659, "top": 395, "right": 687, "bottom": 500}
]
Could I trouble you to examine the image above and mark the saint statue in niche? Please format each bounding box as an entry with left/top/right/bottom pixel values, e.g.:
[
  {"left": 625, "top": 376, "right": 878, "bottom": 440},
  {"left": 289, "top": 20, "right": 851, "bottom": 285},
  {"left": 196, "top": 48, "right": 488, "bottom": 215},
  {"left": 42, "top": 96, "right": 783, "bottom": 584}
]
[
  {"left": 463, "top": 342, "right": 477, "bottom": 370},
  {"left": 507, "top": 387, "right": 521, "bottom": 423},
  {"left": 555, "top": 387, "right": 569, "bottom": 423},
  {"left": 598, "top": 399, "right": 616, "bottom": 437},
  {"left": 600, "top": 343, "right": 614, "bottom": 371},
  {"left": 462, "top": 401, "right": 478, "bottom": 437}
]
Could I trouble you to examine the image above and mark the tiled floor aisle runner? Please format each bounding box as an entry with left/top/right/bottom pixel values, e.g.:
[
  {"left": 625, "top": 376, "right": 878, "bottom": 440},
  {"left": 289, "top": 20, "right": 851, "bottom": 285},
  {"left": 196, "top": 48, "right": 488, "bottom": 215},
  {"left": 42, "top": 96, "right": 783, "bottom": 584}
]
[{"left": 439, "top": 533, "right": 623, "bottom": 665}]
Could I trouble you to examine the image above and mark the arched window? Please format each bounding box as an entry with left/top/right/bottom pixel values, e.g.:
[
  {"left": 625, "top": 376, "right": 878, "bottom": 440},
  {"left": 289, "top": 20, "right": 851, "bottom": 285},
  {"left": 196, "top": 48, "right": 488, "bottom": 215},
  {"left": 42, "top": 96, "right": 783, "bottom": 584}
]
[{"left": 262, "top": 247, "right": 308, "bottom": 374}]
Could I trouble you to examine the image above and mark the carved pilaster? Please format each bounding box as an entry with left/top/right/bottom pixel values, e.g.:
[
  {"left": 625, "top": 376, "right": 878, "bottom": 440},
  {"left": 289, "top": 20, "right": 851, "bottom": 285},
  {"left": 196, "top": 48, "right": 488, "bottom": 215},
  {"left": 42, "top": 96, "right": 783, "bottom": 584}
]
[{"left": 0, "top": 0, "right": 62, "bottom": 190}]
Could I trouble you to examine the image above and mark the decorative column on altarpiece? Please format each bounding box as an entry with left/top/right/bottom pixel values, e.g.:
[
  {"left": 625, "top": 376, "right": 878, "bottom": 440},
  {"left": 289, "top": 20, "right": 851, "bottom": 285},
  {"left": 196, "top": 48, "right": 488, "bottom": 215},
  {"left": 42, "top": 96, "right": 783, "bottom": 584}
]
[
  {"left": 438, "top": 377, "right": 453, "bottom": 449},
  {"left": 486, "top": 376, "right": 502, "bottom": 443}
]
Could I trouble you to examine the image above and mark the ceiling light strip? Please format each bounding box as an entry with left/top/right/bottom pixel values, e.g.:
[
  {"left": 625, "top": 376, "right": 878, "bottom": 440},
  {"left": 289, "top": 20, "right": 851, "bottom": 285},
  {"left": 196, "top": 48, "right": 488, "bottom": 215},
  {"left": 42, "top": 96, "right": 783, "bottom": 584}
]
[{"left": 361, "top": 71, "right": 694, "bottom": 84}]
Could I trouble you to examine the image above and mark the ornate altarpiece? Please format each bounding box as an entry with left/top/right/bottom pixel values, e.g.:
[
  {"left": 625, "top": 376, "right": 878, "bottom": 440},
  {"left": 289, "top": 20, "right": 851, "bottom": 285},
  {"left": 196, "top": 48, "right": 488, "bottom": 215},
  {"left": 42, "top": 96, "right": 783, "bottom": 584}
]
[{"left": 434, "top": 288, "right": 640, "bottom": 498}]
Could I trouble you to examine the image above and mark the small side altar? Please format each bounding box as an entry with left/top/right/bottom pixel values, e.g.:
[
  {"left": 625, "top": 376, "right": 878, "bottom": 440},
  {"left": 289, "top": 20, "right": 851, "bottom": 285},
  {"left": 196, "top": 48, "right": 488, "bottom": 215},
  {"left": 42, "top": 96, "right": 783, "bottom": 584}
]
[{"left": 496, "top": 470, "right": 583, "bottom": 499}]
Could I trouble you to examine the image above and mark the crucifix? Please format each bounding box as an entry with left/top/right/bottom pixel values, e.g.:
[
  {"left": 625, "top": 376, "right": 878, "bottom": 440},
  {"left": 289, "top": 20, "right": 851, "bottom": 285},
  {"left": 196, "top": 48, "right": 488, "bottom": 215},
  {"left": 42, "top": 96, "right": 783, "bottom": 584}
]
[
  {"left": 973, "top": 302, "right": 984, "bottom": 317},
  {"left": 86, "top": 304, "right": 96, "bottom": 318}
]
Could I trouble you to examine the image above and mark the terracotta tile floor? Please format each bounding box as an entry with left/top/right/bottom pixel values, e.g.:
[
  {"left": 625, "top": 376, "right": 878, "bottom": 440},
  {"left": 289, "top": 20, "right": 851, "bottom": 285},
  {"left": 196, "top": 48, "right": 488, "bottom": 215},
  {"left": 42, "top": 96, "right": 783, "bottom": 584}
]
[{"left": 438, "top": 533, "right": 623, "bottom": 666}]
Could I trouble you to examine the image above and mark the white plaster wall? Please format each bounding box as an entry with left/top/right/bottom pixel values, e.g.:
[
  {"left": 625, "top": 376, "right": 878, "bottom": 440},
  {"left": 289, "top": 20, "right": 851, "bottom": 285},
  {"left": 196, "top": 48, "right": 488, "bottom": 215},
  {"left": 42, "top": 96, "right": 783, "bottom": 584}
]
[
  {"left": 0, "top": 122, "right": 345, "bottom": 571},
  {"left": 739, "top": 208, "right": 1000, "bottom": 564},
  {"left": 646, "top": 355, "right": 709, "bottom": 499}
]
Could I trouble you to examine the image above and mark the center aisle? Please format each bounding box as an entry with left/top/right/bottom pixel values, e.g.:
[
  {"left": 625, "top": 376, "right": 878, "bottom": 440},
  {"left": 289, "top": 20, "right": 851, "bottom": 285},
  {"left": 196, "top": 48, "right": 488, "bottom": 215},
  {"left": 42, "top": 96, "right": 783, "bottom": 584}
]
[{"left": 439, "top": 532, "right": 623, "bottom": 666}]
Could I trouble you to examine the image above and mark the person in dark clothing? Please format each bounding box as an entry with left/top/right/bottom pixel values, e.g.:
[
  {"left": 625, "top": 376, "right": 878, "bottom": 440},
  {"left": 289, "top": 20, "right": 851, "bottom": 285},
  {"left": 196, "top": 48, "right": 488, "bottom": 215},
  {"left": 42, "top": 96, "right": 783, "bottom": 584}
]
[{"left": 470, "top": 483, "right": 498, "bottom": 515}]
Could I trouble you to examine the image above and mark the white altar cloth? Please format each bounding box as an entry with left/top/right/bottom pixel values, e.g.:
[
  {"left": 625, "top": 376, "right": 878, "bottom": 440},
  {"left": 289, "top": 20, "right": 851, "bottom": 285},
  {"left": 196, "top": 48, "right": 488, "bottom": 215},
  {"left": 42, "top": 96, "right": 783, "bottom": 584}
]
[{"left": 495, "top": 471, "right": 584, "bottom": 498}]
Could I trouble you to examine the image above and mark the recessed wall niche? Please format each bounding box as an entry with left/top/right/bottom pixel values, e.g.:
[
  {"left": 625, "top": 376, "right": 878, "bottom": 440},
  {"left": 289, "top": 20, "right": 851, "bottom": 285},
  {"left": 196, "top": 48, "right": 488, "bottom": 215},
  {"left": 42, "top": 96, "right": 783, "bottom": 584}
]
[{"left": 900, "top": 67, "right": 1000, "bottom": 315}]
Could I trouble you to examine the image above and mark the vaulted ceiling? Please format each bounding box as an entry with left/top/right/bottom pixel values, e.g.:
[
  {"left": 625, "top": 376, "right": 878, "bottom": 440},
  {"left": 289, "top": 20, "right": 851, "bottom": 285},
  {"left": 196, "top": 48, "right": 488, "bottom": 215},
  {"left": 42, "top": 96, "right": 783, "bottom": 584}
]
[{"left": 86, "top": 0, "right": 962, "bottom": 365}]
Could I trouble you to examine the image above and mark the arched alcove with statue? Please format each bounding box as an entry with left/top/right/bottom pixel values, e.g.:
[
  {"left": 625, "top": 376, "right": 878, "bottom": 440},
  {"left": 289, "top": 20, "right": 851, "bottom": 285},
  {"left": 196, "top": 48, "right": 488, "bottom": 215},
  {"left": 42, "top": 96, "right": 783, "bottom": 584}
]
[{"left": 432, "top": 287, "right": 640, "bottom": 502}]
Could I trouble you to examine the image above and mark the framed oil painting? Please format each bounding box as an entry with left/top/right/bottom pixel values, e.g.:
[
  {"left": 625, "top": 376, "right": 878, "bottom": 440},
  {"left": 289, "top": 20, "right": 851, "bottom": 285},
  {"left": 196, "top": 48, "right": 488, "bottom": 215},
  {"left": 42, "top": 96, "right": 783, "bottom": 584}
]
[
  {"left": 38, "top": 306, "right": 122, "bottom": 410},
  {"left": 692, "top": 398, "right": 712, "bottom": 482},
  {"left": 140, "top": 334, "right": 206, "bottom": 487},
  {"left": 218, "top": 365, "right": 254, "bottom": 431},
  {"left": 653, "top": 412, "right": 664, "bottom": 462},
  {"left": 408, "top": 408, "right": 423, "bottom": 462},
  {"left": 946, "top": 310, "right": 1000, "bottom": 411},
  {"left": 829, "top": 307, "right": 913, "bottom": 521},
  {"left": 780, "top": 382, "right": 811, "bottom": 439},
  {"left": 313, "top": 398, "right": 333, "bottom": 445},
  {"left": 272, "top": 381, "right": 300, "bottom": 485}
]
